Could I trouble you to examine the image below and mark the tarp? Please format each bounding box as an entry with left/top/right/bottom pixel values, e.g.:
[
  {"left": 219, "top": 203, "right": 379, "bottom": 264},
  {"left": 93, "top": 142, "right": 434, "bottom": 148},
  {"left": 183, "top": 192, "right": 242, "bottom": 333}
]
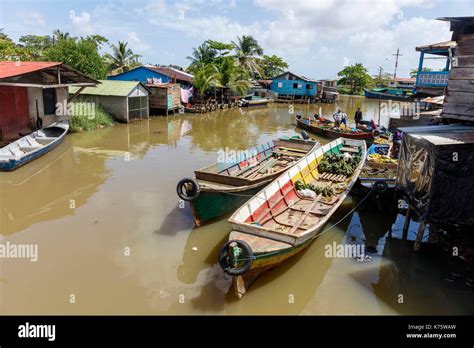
[{"left": 396, "top": 128, "right": 474, "bottom": 224}]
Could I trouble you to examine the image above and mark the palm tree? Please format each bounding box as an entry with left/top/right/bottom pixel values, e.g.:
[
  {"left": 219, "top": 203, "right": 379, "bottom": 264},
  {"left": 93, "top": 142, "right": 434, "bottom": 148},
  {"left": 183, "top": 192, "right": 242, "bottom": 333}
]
[
  {"left": 232, "top": 35, "right": 264, "bottom": 78},
  {"left": 186, "top": 43, "right": 217, "bottom": 73},
  {"left": 210, "top": 57, "right": 251, "bottom": 96},
  {"left": 53, "top": 29, "right": 70, "bottom": 41},
  {"left": 192, "top": 64, "right": 217, "bottom": 98},
  {"left": 104, "top": 41, "right": 141, "bottom": 72}
]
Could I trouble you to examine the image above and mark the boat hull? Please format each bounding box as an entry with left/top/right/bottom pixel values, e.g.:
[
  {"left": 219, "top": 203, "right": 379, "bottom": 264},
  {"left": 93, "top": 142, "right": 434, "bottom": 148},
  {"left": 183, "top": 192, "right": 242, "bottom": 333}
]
[
  {"left": 189, "top": 185, "right": 263, "bottom": 226},
  {"left": 364, "top": 88, "right": 411, "bottom": 102},
  {"left": 297, "top": 118, "right": 373, "bottom": 141},
  {"left": 0, "top": 123, "right": 69, "bottom": 171}
]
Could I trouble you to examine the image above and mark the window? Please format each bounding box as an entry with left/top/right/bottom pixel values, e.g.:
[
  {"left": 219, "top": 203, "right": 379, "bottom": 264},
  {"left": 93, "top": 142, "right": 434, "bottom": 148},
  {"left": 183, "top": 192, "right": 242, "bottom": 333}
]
[
  {"left": 293, "top": 83, "right": 298, "bottom": 89},
  {"left": 42, "top": 89, "right": 57, "bottom": 115},
  {"left": 277, "top": 82, "right": 283, "bottom": 88},
  {"left": 128, "top": 96, "right": 148, "bottom": 119},
  {"left": 306, "top": 84, "right": 314, "bottom": 89}
]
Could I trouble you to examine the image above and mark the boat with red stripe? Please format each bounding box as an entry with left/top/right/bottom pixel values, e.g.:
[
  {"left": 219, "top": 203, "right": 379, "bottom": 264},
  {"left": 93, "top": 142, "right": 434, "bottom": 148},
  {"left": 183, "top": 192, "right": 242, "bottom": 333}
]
[{"left": 219, "top": 137, "right": 366, "bottom": 298}]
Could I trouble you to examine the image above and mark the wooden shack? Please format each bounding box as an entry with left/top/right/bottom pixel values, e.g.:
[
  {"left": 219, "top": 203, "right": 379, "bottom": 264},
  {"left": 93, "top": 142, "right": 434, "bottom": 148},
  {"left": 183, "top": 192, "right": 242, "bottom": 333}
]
[
  {"left": 439, "top": 17, "right": 474, "bottom": 121},
  {"left": 0, "top": 61, "right": 98, "bottom": 144},
  {"left": 148, "top": 83, "right": 181, "bottom": 115}
]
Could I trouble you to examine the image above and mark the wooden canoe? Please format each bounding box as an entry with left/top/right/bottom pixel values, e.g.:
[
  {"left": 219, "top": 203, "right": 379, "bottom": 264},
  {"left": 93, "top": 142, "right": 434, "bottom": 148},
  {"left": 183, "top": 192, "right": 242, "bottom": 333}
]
[
  {"left": 177, "top": 137, "right": 320, "bottom": 226},
  {"left": 0, "top": 121, "right": 69, "bottom": 171},
  {"left": 221, "top": 137, "right": 366, "bottom": 298},
  {"left": 296, "top": 118, "right": 374, "bottom": 141}
]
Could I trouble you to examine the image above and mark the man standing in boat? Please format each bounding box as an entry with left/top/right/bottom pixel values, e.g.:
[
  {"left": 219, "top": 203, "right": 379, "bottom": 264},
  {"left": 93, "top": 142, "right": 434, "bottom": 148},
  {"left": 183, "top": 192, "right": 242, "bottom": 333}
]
[
  {"left": 333, "top": 109, "right": 347, "bottom": 128},
  {"left": 354, "top": 108, "right": 362, "bottom": 127}
]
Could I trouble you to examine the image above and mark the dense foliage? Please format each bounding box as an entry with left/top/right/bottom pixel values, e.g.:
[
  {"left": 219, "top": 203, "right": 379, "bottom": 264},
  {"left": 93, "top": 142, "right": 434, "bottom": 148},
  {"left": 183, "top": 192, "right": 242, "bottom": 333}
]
[{"left": 337, "top": 63, "right": 372, "bottom": 95}]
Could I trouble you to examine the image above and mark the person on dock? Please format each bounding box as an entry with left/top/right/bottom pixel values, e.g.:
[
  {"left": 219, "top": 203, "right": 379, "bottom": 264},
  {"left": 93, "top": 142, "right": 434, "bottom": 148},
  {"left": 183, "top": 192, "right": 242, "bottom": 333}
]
[{"left": 354, "top": 108, "right": 362, "bottom": 127}]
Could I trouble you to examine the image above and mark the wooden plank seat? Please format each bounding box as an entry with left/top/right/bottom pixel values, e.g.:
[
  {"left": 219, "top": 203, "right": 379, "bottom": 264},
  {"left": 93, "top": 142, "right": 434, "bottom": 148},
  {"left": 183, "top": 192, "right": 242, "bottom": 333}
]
[
  {"left": 340, "top": 146, "right": 359, "bottom": 153},
  {"left": 36, "top": 137, "right": 56, "bottom": 144},
  {"left": 19, "top": 146, "right": 41, "bottom": 152}
]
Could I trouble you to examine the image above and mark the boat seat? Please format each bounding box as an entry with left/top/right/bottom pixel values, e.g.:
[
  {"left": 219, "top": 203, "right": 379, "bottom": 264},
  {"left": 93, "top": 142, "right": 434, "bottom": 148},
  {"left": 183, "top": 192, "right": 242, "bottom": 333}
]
[
  {"left": 9, "top": 147, "right": 24, "bottom": 156},
  {"left": 19, "top": 146, "right": 41, "bottom": 153},
  {"left": 36, "top": 137, "right": 56, "bottom": 144},
  {"left": 26, "top": 137, "right": 41, "bottom": 147},
  {"left": 340, "top": 146, "right": 358, "bottom": 153}
]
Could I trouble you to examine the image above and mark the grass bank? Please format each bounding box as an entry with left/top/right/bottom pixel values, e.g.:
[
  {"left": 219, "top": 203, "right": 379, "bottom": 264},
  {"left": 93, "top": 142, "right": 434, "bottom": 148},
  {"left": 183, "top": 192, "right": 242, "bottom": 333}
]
[{"left": 70, "top": 103, "right": 115, "bottom": 132}]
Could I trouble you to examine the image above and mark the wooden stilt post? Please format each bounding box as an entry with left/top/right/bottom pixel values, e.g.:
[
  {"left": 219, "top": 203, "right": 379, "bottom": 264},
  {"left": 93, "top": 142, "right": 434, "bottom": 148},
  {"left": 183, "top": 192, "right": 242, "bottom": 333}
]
[
  {"left": 413, "top": 220, "right": 426, "bottom": 251},
  {"left": 402, "top": 205, "right": 411, "bottom": 240}
]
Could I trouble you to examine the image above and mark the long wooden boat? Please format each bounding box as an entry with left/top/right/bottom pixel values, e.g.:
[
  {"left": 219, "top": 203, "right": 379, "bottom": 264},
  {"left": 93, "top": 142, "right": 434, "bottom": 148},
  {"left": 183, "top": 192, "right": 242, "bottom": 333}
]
[
  {"left": 296, "top": 117, "right": 374, "bottom": 141},
  {"left": 177, "top": 137, "right": 319, "bottom": 226},
  {"left": 219, "top": 138, "right": 366, "bottom": 298},
  {"left": 0, "top": 121, "right": 69, "bottom": 171},
  {"left": 364, "top": 87, "right": 412, "bottom": 101}
]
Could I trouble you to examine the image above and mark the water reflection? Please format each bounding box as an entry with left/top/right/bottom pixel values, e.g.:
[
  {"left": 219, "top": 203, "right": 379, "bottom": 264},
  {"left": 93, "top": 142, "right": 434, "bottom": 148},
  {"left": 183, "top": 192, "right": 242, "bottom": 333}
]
[{"left": 0, "top": 100, "right": 472, "bottom": 315}]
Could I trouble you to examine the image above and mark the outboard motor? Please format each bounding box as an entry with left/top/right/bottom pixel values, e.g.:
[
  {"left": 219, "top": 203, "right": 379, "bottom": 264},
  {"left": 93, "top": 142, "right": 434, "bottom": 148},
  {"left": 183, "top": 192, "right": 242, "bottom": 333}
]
[
  {"left": 296, "top": 114, "right": 302, "bottom": 120},
  {"left": 300, "top": 130, "right": 309, "bottom": 140}
]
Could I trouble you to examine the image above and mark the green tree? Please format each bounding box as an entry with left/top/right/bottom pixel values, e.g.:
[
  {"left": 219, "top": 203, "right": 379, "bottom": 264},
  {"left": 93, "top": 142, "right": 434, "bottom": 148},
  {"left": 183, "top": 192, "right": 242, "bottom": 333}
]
[
  {"left": 44, "top": 36, "right": 109, "bottom": 79},
  {"left": 186, "top": 42, "right": 218, "bottom": 73},
  {"left": 191, "top": 64, "right": 217, "bottom": 98},
  {"left": 18, "top": 35, "right": 53, "bottom": 58},
  {"left": 0, "top": 30, "right": 33, "bottom": 60},
  {"left": 337, "top": 63, "right": 372, "bottom": 95},
  {"left": 410, "top": 67, "right": 433, "bottom": 78},
  {"left": 261, "top": 54, "right": 288, "bottom": 78},
  {"left": 53, "top": 29, "right": 71, "bottom": 42},
  {"left": 104, "top": 41, "right": 141, "bottom": 72},
  {"left": 210, "top": 57, "right": 251, "bottom": 96},
  {"left": 206, "top": 40, "right": 234, "bottom": 58},
  {"left": 232, "top": 35, "right": 264, "bottom": 78}
]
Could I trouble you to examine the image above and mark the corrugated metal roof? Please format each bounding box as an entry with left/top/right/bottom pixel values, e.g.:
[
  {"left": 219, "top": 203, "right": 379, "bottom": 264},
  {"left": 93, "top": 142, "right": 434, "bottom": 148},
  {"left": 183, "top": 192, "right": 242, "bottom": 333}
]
[
  {"left": 0, "top": 61, "right": 61, "bottom": 79},
  {"left": 69, "top": 80, "right": 145, "bottom": 97},
  {"left": 415, "top": 41, "right": 456, "bottom": 52},
  {"left": 147, "top": 66, "right": 193, "bottom": 82}
]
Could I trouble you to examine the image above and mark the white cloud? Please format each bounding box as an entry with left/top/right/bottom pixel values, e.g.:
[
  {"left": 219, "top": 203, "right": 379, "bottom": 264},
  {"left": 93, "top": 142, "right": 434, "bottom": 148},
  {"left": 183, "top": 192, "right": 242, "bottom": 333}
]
[
  {"left": 128, "top": 32, "right": 152, "bottom": 53},
  {"left": 17, "top": 11, "right": 45, "bottom": 26},
  {"left": 70, "top": 11, "right": 94, "bottom": 34}
]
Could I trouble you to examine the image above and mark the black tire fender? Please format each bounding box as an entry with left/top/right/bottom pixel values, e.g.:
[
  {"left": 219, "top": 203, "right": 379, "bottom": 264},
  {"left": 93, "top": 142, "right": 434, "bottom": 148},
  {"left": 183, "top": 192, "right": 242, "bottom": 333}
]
[
  {"left": 219, "top": 240, "right": 254, "bottom": 276},
  {"left": 176, "top": 178, "right": 200, "bottom": 201},
  {"left": 372, "top": 180, "right": 388, "bottom": 194},
  {"left": 372, "top": 129, "right": 381, "bottom": 138}
]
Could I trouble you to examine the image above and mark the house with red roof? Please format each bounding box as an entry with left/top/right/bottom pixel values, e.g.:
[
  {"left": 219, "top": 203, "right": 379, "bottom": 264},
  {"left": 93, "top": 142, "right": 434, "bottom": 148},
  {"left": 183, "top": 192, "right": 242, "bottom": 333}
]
[{"left": 0, "top": 61, "right": 98, "bottom": 144}]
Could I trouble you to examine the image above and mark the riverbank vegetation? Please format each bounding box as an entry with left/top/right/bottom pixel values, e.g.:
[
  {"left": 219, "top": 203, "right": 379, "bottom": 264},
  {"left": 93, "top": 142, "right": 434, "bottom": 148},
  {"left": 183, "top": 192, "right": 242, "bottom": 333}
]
[{"left": 70, "top": 104, "right": 115, "bottom": 132}]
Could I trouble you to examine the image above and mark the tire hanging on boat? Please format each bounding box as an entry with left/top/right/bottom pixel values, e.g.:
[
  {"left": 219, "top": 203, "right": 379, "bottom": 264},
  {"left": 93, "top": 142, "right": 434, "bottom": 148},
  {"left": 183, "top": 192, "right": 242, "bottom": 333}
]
[
  {"left": 372, "top": 180, "right": 388, "bottom": 194},
  {"left": 219, "top": 240, "right": 254, "bottom": 276},
  {"left": 176, "top": 178, "right": 200, "bottom": 201}
]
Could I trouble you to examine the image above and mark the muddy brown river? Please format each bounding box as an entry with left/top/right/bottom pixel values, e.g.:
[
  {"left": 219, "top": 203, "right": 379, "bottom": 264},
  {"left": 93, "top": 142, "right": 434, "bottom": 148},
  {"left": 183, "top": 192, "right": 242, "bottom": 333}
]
[{"left": 0, "top": 96, "right": 472, "bottom": 314}]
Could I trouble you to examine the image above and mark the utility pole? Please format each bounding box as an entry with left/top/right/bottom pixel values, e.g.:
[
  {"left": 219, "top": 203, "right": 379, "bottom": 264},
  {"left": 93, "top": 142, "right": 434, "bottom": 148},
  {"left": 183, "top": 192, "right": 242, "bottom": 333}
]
[
  {"left": 378, "top": 66, "right": 383, "bottom": 79},
  {"left": 393, "top": 48, "right": 403, "bottom": 79}
]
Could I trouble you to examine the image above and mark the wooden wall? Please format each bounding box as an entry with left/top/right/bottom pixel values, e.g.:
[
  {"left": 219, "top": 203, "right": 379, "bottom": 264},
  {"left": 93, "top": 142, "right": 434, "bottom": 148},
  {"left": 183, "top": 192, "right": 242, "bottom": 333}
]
[
  {"left": 442, "top": 33, "right": 474, "bottom": 121},
  {"left": 148, "top": 84, "right": 180, "bottom": 112}
]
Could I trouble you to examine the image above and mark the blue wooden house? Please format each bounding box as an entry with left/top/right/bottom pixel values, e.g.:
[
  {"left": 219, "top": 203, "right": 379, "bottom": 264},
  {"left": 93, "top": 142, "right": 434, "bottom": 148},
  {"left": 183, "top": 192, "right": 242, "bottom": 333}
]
[
  {"left": 270, "top": 71, "right": 318, "bottom": 100},
  {"left": 108, "top": 65, "right": 193, "bottom": 86},
  {"left": 414, "top": 41, "right": 455, "bottom": 96}
]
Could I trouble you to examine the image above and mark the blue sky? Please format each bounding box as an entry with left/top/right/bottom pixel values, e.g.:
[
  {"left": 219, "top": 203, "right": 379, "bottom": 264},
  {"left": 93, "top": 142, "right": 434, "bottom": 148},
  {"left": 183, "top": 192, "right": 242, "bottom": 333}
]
[{"left": 1, "top": 0, "right": 473, "bottom": 78}]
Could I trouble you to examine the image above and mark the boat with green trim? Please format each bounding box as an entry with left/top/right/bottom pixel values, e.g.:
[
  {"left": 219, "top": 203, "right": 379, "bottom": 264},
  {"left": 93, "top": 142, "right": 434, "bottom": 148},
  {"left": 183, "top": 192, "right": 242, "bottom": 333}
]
[
  {"left": 218, "top": 137, "right": 366, "bottom": 298},
  {"left": 364, "top": 87, "right": 412, "bottom": 101},
  {"left": 177, "top": 137, "right": 319, "bottom": 226}
]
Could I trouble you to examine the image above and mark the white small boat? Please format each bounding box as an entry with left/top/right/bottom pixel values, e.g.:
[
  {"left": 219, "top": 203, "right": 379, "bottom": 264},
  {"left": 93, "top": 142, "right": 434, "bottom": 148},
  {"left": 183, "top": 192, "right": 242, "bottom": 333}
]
[{"left": 0, "top": 121, "right": 69, "bottom": 171}]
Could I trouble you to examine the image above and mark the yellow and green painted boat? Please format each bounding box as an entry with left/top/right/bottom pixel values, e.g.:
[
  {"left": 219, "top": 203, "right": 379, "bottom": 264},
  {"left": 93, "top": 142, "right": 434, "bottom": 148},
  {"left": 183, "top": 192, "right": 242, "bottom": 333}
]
[
  {"left": 176, "top": 138, "right": 319, "bottom": 226},
  {"left": 220, "top": 137, "right": 367, "bottom": 298}
]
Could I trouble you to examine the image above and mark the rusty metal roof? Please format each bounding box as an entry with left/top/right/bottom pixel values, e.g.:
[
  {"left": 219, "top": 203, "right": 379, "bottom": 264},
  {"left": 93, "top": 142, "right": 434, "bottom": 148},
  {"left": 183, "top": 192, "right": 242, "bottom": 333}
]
[{"left": 0, "top": 61, "right": 61, "bottom": 79}]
